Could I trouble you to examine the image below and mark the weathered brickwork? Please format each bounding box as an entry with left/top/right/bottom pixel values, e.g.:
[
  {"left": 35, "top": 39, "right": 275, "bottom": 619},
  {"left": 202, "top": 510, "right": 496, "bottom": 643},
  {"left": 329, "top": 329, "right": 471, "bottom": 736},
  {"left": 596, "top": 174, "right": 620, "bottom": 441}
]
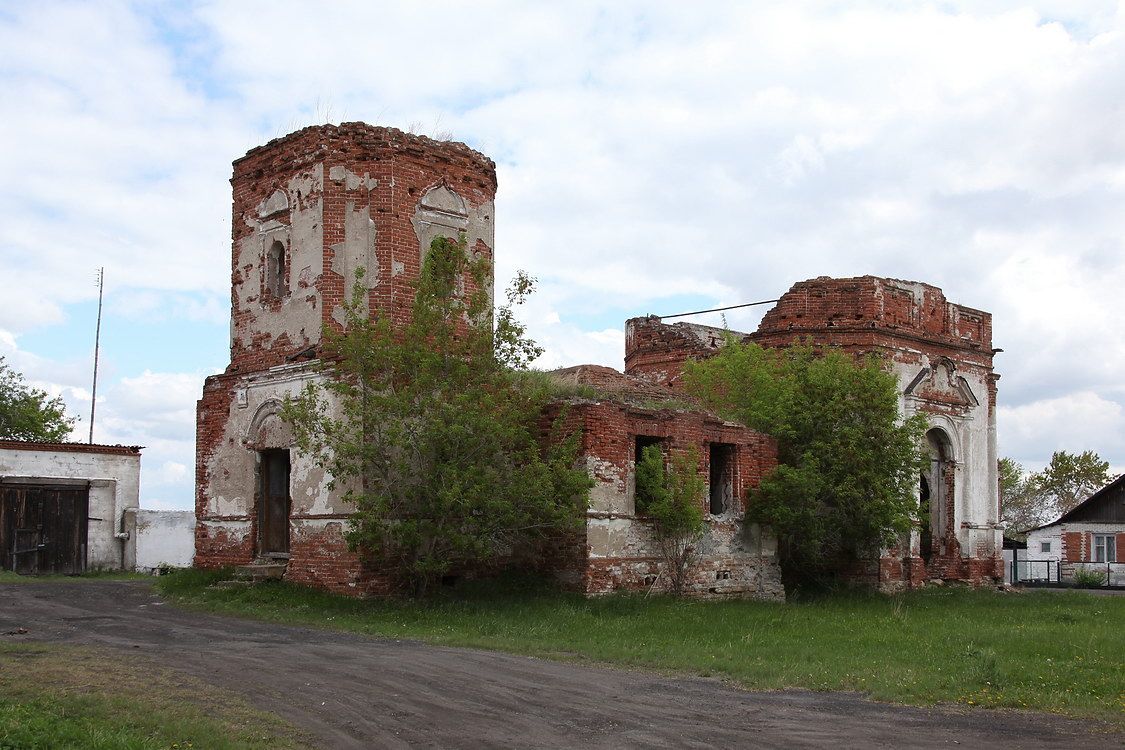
[
  {"left": 198, "top": 125, "right": 994, "bottom": 599},
  {"left": 625, "top": 276, "right": 1004, "bottom": 590},
  {"left": 545, "top": 366, "right": 784, "bottom": 600},
  {"left": 226, "top": 122, "right": 496, "bottom": 372},
  {"left": 195, "top": 124, "right": 497, "bottom": 595}
]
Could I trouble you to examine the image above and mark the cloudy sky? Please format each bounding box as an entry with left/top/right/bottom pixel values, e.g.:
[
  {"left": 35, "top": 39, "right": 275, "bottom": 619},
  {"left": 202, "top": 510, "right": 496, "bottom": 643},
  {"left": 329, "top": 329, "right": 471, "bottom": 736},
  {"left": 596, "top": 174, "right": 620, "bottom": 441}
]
[{"left": 1, "top": 1, "right": 1123, "bottom": 509}]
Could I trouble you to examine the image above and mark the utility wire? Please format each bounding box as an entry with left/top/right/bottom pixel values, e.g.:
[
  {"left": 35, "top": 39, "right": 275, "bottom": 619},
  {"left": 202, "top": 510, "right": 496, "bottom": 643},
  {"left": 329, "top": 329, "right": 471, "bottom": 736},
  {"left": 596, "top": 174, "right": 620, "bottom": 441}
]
[{"left": 658, "top": 299, "right": 779, "bottom": 321}]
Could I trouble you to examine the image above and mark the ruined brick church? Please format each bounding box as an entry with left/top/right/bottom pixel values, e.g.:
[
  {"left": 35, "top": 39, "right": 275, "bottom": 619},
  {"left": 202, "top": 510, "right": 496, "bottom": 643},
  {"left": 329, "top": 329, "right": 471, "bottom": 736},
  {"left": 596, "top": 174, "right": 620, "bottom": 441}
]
[{"left": 195, "top": 123, "right": 1003, "bottom": 598}]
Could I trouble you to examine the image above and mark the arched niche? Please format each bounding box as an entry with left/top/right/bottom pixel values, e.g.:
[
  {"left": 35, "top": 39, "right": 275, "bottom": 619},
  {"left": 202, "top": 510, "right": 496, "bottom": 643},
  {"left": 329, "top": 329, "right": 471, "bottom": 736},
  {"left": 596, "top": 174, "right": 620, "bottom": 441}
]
[
  {"left": 258, "top": 189, "right": 289, "bottom": 219},
  {"left": 417, "top": 184, "right": 468, "bottom": 230},
  {"left": 244, "top": 398, "right": 294, "bottom": 450},
  {"left": 266, "top": 239, "right": 287, "bottom": 299}
]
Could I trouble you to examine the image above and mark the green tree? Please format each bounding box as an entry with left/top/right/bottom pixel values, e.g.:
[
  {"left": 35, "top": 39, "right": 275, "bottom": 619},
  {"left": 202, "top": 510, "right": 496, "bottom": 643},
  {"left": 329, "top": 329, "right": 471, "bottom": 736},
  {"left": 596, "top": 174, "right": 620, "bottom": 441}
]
[
  {"left": 1036, "top": 450, "right": 1112, "bottom": 517},
  {"left": 635, "top": 444, "right": 706, "bottom": 595},
  {"left": 1000, "top": 451, "right": 1114, "bottom": 537},
  {"left": 998, "top": 457, "right": 1041, "bottom": 538},
  {"left": 282, "top": 235, "right": 591, "bottom": 595},
  {"left": 683, "top": 341, "right": 928, "bottom": 580},
  {"left": 0, "top": 357, "right": 75, "bottom": 442}
]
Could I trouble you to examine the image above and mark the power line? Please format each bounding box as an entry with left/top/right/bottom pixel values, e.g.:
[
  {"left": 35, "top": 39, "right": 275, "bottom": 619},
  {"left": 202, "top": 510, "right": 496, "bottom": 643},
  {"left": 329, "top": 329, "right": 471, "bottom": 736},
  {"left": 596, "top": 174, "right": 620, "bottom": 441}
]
[{"left": 658, "top": 299, "right": 779, "bottom": 321}]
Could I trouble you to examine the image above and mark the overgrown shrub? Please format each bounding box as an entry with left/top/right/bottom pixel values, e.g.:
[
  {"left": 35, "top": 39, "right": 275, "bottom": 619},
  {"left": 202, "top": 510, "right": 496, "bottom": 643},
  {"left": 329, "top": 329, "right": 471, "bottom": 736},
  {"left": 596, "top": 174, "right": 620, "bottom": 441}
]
[
  {"left": 635, "top": 444, "right": 705, "bottom": 595},
  {"left": 1072, "top": 567, "right": 1106, "bottom": 588},
  {"left": 283, "top": 236, "right": 592, "bottom": 596},
  {"left": 683, "top": 339, "right": 928, "bottom": 582}
]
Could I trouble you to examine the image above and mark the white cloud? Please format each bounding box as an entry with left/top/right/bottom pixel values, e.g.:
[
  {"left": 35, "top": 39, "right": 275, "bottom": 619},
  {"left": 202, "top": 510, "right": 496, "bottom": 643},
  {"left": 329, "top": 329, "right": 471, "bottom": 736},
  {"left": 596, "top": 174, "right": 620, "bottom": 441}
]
[
  {"left": 96, "top": 371, "right": 207, "bottom": 444},
  {"left": 1, "top": 0, "right": 1123, "bottom": 501},
  {"left": 1000, "top": 391, "right": 1125, "bottom": 470},
  {"left": 147, "top": 461, "right": 189, "bottom": 488}
]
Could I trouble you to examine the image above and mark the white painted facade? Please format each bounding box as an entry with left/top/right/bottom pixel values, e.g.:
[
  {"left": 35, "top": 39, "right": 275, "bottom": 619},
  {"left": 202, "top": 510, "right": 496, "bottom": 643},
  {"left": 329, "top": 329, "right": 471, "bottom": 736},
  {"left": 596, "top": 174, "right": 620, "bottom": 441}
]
[
  {"left": 893, "top": 356, "right": 1003, "bottom": 563},
  {"left": 128, "top": 509, "right": 196, "bottom": 572},
  {"left": 0, "top": 442, "right": 140, "bottom": 570},
  {"left": 1026, "top": 521, "right": 1124, "bottom": 586}
]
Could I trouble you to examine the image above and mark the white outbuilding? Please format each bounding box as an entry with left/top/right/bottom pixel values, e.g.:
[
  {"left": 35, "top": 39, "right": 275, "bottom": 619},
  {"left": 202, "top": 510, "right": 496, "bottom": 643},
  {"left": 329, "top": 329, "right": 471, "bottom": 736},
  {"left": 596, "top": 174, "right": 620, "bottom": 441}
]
[{"left": 0, "top": 440, "right": 141, "bottom": 573}]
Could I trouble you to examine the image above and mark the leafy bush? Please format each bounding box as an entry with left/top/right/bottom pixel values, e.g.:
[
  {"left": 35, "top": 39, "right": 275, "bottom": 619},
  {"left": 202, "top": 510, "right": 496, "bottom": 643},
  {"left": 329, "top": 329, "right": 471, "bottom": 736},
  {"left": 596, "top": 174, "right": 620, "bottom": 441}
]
[
  {"left": 684, "top": 339, "right": 928, "bottom": 580},
  {"left": 635, "top": 444, "right": 705, "bottom": 595},
  {"left": 0, "top": 356, "right": 75, "bottom": 441},
  {"left": 283, "top": 236, "right": 592, "bottom": 596},
  {"left": 1072, "top": 567, "right": 1106, "bottom": 588}
]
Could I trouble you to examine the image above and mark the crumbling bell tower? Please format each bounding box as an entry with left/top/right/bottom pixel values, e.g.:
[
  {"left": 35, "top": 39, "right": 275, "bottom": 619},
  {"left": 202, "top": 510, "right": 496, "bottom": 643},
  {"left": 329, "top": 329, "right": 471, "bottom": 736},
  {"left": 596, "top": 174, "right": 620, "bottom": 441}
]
[{"left": 195, "top": 123, "right": 497, "bottom": 593}]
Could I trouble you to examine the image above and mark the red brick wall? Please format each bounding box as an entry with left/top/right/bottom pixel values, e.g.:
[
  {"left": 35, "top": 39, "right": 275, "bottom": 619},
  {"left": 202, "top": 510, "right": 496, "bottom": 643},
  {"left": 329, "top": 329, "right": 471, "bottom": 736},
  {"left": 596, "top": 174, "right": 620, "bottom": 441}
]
[
  {"left": 285, "top": 520, "right": 395, "bottom": 597},
  {"left": 549, "top": 397, "right": 781, "bottom": 597},
  {"left": 197, "top": 124, "right": 498, "bottom": 591},
  {"left": 624, "top": 316, "right": 731, "bottom": 387},
  {"left": 753, "top": 276, "right": 991, "bottom": 353},
  {"left": 624, "top": 276, "right": 1002, "bottom": 590},
  {"left": 625, "top": 278, "right": 994, "bottom": 397},
  {"left": 194, "top": 521, "right": 254, "bottom": 570},
  {"left": 228, "top": 123, "right": 497, "bottom": 372},
  {"left": 1063, "top": 531, "right": 1083, "bottom": 562}
]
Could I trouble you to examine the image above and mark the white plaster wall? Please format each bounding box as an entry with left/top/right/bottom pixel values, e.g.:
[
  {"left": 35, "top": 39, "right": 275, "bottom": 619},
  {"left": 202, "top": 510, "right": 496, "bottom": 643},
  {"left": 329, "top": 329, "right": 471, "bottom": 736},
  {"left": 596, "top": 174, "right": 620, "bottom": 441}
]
[
  {"left": 0, "top": 447, "right": 140, "bottom": 570},
  {"left": 894, "top": 359, "right": 1001, "bottom": 559},
  {"left": 233, "top": 166, "right": 325, "bottom": 355},
  {"left": 204, "top": 362, "right": 337, "bottom": 521},
  {"left": 1025, "top": 527, "right": 1063, "bottom": 561},
  {"left": 1021, "top": 526, "right": 1062, "bottom": 581},
  {"left": 587, "top": 455, "right": 627, "bottom": 514},
  {"left": 132, "top": 509, "right": 195, "bottom": 571}
]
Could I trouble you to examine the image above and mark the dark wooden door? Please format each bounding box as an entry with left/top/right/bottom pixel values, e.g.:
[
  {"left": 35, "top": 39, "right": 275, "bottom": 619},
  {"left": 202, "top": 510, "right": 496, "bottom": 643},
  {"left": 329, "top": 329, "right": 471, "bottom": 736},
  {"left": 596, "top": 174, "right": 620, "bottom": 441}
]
[
  {"left": 0, "top": 485, "right": 89, "bottom": 575},
  {"left": 258, "top": 450, "right": 290, "bottom": 555}
]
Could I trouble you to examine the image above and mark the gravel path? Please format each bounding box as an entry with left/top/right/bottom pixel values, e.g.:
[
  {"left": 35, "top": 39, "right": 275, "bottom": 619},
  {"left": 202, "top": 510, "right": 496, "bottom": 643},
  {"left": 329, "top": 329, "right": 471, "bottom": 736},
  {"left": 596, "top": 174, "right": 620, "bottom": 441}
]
[{"left": 1, "top": 580, "right": 1119, "bottom": 749}]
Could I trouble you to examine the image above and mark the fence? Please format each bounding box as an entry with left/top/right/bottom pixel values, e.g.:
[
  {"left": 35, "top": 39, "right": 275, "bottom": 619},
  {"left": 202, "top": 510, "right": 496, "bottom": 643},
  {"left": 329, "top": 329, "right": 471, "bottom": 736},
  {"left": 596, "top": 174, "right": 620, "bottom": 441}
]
[
  {"left": 1012, "top": 559, "right": 1125, "bottom": 588},
  {"left": 1012, "top": 559, "right": 1060, "bottom": 584}
]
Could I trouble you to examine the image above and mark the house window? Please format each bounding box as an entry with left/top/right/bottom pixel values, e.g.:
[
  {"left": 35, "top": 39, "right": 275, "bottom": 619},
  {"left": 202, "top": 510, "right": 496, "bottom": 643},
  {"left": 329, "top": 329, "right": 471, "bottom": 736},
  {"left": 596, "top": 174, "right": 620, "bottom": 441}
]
[
  {"left": 1040, "top": 541, "right": 1051, "bottom": 554},
  {"left": 266, "top": 240, "right": 286, "bottom": 299},
  {"left": 1094, "top": 534, "right": 1116, "bottom": 563},
  {"left": 633, "top": 436, "right": 663, "bottom": 514},
  {"left": 709, "top": 443, "right": 735, "bottom": 515}
]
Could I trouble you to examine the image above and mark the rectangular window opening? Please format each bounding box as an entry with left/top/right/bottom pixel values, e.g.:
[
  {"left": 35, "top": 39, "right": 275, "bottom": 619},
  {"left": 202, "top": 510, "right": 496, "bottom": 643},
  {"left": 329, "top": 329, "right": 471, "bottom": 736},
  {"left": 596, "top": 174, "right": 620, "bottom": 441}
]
[
  {"left": 709, "top": 443, "right": 735, "bottom": 515},
  {"left": 1040, "top": 541, "right": 1051, "bottom": 554},
  {"left": 633, "top": 436, "right": 664, "bottom": 514},
  {"left": 1094, "top": 534, "right": 1116, "bottom": 563}
]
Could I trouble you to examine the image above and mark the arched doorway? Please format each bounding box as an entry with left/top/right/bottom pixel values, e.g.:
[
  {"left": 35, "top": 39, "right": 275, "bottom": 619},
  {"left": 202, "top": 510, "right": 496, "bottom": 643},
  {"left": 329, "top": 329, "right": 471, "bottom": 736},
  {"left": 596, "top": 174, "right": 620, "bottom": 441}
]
[
  {"left": 246, "top": 400, "right": 294, "bottom": 558},
  {"left": 920, "top": 427, "right": 954, "bottom": 566}
]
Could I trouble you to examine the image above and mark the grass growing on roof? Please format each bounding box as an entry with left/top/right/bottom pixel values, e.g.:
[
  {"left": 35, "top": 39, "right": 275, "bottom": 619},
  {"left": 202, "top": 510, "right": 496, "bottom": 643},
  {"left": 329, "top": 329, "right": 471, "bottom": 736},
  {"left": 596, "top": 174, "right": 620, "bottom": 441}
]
[{"left": 156, "top": 569, "right": 1125, "bottom": 725}]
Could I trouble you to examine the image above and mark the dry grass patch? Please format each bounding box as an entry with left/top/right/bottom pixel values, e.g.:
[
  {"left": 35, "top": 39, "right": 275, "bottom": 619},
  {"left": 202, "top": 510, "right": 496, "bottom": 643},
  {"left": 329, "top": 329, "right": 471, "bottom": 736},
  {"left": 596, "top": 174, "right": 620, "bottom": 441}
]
[{"left": 0, "top": 641, "right": 308, "bottom": 749}]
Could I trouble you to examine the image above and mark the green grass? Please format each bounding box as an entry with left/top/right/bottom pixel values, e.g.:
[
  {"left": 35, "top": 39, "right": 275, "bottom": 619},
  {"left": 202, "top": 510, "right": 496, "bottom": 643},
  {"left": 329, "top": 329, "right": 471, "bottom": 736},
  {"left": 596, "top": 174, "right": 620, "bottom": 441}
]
[
  {"left": 156, "top": 570, "right": 1125, "bottom": 724},
  {"left": 0, "top": 569, "right": 151, "bottom": 584},
  {"left": 0, "top": 641, "right": 308, "bottom": 749}
]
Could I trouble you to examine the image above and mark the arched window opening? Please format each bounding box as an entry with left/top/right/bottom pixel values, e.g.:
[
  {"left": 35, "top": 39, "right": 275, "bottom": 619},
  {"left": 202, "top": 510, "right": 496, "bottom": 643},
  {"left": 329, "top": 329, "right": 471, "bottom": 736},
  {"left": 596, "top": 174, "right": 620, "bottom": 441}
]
[
  {"left": 921, "top": 427, "right": 954, "bottom": 563},
  {"left": 267, "top": 241, "right": 286, "bottom": 299},
  {"left": 919, "top": 473, "right": 932, "bottom": 564}
]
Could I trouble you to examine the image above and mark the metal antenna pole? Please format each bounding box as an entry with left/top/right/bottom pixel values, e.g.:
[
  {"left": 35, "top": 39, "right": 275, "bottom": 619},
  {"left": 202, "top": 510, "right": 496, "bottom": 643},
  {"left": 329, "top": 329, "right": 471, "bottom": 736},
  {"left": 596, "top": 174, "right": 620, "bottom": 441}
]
[{"left": 89, "top": 267, "right": 104, "bottom": 444}]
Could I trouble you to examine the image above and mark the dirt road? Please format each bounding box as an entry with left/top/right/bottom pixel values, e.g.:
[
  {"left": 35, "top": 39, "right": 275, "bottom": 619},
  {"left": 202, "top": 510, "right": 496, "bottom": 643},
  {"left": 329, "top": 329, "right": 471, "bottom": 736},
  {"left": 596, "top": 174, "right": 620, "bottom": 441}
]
[{"left": 0, "top": 581, "right": 1119, "bottom": 749}]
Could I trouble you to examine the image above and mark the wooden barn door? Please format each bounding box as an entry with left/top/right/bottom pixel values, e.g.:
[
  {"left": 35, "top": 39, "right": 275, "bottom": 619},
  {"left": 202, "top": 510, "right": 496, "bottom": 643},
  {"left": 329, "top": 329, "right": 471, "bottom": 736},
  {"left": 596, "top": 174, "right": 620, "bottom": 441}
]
[{"left": 0, "top": 485, "right": 89, "bottom": 575}]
